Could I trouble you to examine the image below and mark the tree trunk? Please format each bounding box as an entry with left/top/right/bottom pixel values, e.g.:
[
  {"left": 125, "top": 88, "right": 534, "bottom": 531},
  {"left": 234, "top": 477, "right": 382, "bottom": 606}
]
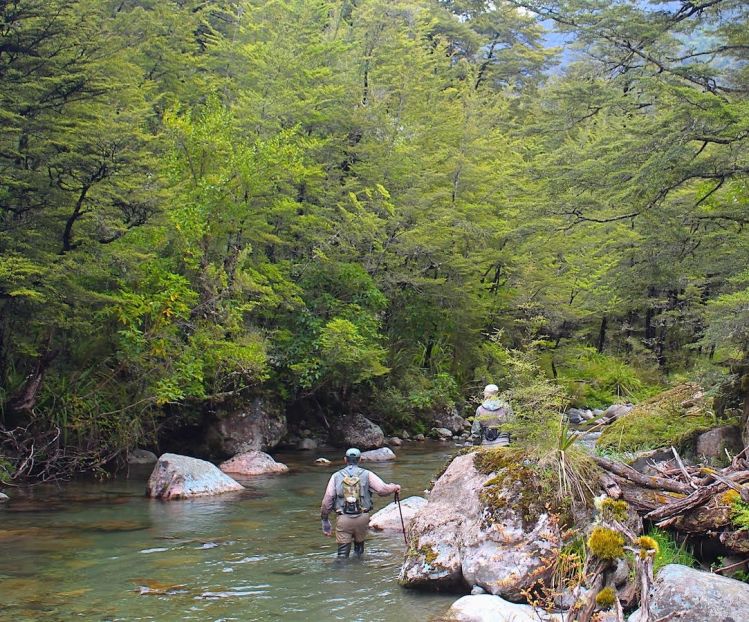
[{"left": 597, "top": 315, "right": 607, "bottom": 353}]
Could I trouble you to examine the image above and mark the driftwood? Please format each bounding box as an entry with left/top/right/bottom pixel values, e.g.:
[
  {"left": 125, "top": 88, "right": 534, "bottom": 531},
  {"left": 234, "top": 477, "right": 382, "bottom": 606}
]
[{"left": 596, "top": 454, "right": 749, "bottom": 554}]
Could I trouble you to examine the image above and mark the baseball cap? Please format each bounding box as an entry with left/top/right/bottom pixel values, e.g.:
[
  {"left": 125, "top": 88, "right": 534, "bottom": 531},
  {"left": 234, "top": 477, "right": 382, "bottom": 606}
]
[{"left": 345, "top": 448, "right": 361, "bottom": 460}]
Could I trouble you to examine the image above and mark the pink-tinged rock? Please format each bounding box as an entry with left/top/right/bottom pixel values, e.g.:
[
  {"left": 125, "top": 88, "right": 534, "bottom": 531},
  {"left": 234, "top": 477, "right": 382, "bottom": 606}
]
[
  {"left": 443, "top": 595, "right": 564, "bottom": 622},
  {"left": 219, "top": 451, "right": 288, "bottom": 476},
  {"left": 146, "top": 453, "right": 244, "bottom": 499},
  {"left": 399, "top": 451, "right": 560, "bottom": 600},
  {"left": 361, "top": 447, "right": 396, "bottom": 462},
  {"left": 369, "top": 496, "right": 427, "bottom": 532}
]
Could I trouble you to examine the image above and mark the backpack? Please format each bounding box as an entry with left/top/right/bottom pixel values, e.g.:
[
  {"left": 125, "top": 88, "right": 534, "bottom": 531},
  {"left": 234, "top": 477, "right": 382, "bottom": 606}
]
[
  {"left": 483, "top": 426, "right": 499, "bottom": 442},
  {"left": 341, "top": 473, "right": 363, "bottom": 515}
]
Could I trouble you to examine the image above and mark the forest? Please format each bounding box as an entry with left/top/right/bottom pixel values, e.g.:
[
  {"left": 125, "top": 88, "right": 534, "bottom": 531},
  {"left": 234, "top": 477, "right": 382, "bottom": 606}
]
[{"left": 1, "top": 0, "right": 748, "bottom": 480}]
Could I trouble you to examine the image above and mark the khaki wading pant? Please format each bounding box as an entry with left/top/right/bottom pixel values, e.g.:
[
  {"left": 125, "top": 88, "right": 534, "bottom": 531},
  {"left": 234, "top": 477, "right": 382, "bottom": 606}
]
[{"left": 335, "top": 513, "right": 370, "bottom": 544}]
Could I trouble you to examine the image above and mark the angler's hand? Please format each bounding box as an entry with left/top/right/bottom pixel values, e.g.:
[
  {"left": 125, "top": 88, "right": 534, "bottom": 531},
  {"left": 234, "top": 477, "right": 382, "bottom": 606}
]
[
  {"left": 321, "top": 518, "right": 332, "bottom": 537},
  {"left": 392, "top": 484, "right": 401, "bottom": 496}
]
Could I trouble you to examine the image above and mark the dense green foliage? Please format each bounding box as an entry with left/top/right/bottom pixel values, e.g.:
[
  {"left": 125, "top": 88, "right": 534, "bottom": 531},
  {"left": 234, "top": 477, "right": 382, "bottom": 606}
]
[{"left": 1, "top": 0, "right": 748, "bottom": 477}]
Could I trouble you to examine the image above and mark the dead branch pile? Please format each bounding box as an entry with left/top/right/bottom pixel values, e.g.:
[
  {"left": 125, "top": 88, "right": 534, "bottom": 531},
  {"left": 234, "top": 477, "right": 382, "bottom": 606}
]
[{"left": 594, "top": 448, "right": 749, "bottom": 556}]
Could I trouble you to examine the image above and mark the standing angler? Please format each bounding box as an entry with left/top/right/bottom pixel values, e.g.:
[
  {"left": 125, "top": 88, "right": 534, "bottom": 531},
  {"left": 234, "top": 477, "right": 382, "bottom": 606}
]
[
  {"left": 471, "top": 383, "right": 514, "bottom": 446},
  {"left": 320, "top": 447, "right": 401, "bottom": 558}
]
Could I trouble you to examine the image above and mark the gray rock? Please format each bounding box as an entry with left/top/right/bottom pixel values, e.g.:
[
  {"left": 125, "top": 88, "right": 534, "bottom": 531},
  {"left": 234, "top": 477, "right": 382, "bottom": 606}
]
[
  {"left": 127, "top": 449, "right": 158, "bottom": 465},
  {"left": 628, "top": 564, "right": 749, "bottom": 622},
  {"left": 400, "top": 430, "right": 411, "bottom": 440},
  {"left": 399, "top": 453, "right": 560, "bottom": 600},
  {"left": 431, "top": 407, "right": 467, "bottom": 434},
  {"left": 696, "top": 426, "right": 743, "bottom": 462},
  {"left": 329, "top": 414, "right": 385, "bottom": 449},
  {"left": 389, "top": 437, "right": 403, "bottom": 446},
  {"left": 629, "top": 448, "right": 674, "bottom": 474},
  {"left": 361, "top": 447, "right": 396, "bottom": 462},
  {"left": 369, "top": 496, "right": 427, "bottom": 532},
  {"left": 431, "top": 427, "right": 453, "bottom": 439},
  {"left": 443, "top": 595, "right": 563, "bottom": 622},
  {"left": 297, "top": 438, "right": 318, "bottom": 451},
  {"left": 601, "top": 403, "right": 633, "bottom": 424},
  {"left": 566, "top": 408, "right": 586, "bottom": 425},
  {"left": 314, "top": 457, "right": 331, "bottom": 465},
  {"left": 146, "top": 453, "right": 244, "bottom": 499},
  {"left": 206, "top": 397, "right": 287, "bottom": 456},
  {"left": 414, "top": 434, "right": 425, "bottom": 441},
  {"left": 471, "top": 585, "right": 487, "bottom": 595},
  {"left": 219, "top": 451, "right": 288, "bottom": 476},
  {"left": 0, "top": 492, "right": 9, "bottom": 502}
]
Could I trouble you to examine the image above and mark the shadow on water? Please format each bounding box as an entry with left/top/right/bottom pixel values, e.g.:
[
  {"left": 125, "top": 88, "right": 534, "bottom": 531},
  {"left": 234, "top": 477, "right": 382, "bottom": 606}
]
[{"left": 0, "top": 442, "right": 459, "bottom": 622}]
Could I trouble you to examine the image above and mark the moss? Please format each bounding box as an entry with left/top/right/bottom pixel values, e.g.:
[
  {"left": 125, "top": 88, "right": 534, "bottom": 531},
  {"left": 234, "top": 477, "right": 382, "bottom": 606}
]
[
  {"left": 633, "top": 535, "right": 660, "bottom": 559},
  {"left": 595, "top": 586, "right": 617, "bottom": 609},
  {"left": 588, "top": 527, "right": 625, "bottom": 560},
  {"left": 731, "top": 497, "right": 749, "bottom": 530},
  {"left": 600, "top": 498, "right": 629, "bottom": 522},
  {"left": 474, "top": 448, "right": 549, "bottom": 527},
  {"left": 597, "top": 384, "right": 718, "bottom": 453},
  {"left": 721, "top": 490, "right": 740, "bottom": 505}
]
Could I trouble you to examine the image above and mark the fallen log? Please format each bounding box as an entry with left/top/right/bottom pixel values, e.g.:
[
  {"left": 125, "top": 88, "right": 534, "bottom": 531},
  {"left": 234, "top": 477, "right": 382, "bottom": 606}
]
[{"left": 593, "top": 456, "right": 693, "bottom": 495}]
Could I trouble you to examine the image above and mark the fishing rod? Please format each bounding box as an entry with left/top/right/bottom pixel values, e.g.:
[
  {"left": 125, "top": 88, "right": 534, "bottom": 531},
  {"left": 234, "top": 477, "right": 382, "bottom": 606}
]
[{"left": 394, "top": 491, "right": 408, "bottom": 547}]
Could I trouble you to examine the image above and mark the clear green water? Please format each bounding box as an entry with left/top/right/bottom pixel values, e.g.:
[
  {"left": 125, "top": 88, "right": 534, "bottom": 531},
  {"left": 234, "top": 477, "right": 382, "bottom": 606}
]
[{"left": 0, "top": 444, "right": 459, "bottom": 621}]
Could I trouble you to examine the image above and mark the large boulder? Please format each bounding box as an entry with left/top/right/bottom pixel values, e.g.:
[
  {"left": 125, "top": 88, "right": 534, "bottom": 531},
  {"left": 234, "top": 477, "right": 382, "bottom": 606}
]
[
  {"left": 442, "top": 594, "right": 563, "bottom": 622},
  {"left": 432, "top": 407, "right": 468, "bottom": 435},
  {"left": 629, "top": 564, "right": 749, "bottom": 622},
  {"left": 206, "top": 397, "right": 287, "bottom": 457},
  {"left": 219, "top": 451, "right": 288, "bottom": 476},
  {"left": 399, "top": 450, "right": 561, "bottom": 600},
  {"left": 146, "top": 453, "right": 244, "bottom": 499},
  {"left": 695, "top": 425, "right": 743, "bottom": 463},
  {"left": 369, "top": 496, "right": 427, "bottom": 532},
  {"left": 361, "top": 447, "right": 396, "bottom": 462},
  {"left": 329, "top": 414, "right": 384, "bottom": 449}
]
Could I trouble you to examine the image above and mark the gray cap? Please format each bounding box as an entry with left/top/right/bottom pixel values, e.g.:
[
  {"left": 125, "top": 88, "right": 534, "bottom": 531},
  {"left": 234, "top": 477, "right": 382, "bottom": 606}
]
[{"left": 345, "top": 448, "right": 361, "bottom": 460}]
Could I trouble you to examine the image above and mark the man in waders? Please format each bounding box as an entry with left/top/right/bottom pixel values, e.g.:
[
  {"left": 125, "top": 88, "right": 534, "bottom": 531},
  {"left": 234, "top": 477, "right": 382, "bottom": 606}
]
[
  {"left": 319, "top": 447, "right": 401, "bottom": 558},
  {"left": 470, "top": 383, "right": 513, "bottom": 446}
]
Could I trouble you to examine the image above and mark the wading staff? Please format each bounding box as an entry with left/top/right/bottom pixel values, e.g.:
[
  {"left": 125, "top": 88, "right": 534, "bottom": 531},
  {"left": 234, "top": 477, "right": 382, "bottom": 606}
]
[{"left": 394, "top": 491, "right": 408, "bottom": 547}]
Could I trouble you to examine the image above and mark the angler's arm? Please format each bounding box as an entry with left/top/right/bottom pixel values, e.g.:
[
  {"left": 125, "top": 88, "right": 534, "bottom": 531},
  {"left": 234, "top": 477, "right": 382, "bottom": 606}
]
[{"left": 368, "top": 472, "right": 400, "bottom": 496}]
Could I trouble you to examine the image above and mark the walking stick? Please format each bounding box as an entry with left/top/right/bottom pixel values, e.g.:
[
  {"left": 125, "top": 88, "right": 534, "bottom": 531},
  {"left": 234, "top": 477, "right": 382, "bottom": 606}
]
[{"left": 394, "top": 491, "right": 408, "bottom": 547}]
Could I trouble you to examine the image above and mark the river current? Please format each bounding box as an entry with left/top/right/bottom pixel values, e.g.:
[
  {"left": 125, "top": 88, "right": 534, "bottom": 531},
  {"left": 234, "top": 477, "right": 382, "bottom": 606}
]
[{"left": 0, "top": 443, "right": 459, "bottom": 621}]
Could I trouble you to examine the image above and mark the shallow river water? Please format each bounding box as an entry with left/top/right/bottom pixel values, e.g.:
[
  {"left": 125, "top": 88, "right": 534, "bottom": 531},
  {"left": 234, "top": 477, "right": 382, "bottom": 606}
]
[{"left": 0, "top": 443, "right": 459, "bottom": 622}]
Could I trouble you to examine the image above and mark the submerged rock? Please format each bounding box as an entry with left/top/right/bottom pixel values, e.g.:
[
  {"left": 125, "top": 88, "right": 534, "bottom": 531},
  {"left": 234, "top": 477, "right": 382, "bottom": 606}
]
[
  {"left": 399, "top": 449, "right": 561, "bottom": 600},
  {"left": 0, "top": 492, "right": 8, "bottom": 502},
  {"left": 361, "top": 447, "right": 396, "bottom": 462},
  {"left": 219, "top": 451, "right": 288, "bottom": 476},
  {"left": 146, "top": 453, "right": 244, "bottom": 499},
  {"left": 442, "top": 594, "right": 563, "bottom": 622},
  {"left": 629, "top": 564, "right": 749, "bottom": 622},
  {"left": 369, "top": 496, "right": 427, "bottom": 532},
  {"left": 329, "top": 414, "right": 385, "bottom": 449},
  {"left": 314, "top": 457, "right": 331, "bottom": 465}
]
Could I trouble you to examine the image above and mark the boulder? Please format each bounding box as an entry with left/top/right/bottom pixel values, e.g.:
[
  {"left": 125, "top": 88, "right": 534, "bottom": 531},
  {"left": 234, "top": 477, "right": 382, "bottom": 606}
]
[
  {"left": 297, "top": 438, "right": 318, "bottom": 451},
  {"left": 566, "top": 408, "right": 586, "bottom": 425},
  {"left": 219, "top": 451, "right": 288, "bottom": 476},
  {"left": 414, "top": 434, "right": 425, "bottom": 441},
  {"left": 206, "top": 397, "right": 287, "bottom": 457},
  {"left": 0, "top": 492, "right": 9, "bottom": 502},
  {"left": 146, "top": 453, "right": 244, "bottom": 499},
  {"left": 389, "top": 437, "right": 403, "bottom": 446},
  {"left": 369, "top": 496, "right": 427, "bottom": 532},
  {"left": 695, "top": 425, "right": 743, "bottom": 462},
  {"left": 628, "top": 564, "right": 749, "bottom": 622},
  {"left": 314, "top": 457, "right": 331, "bottom": 465},
  {"left": 361, "top": 447, "right": 396, "bottom": 462},
  {"left": 431, "top": 427, "right": 453, "bottom": 440},
  {"left": 442, "top": 595, "right": 563, "bottom": 622},
  {"left": 600, "top": 403, "right": 633, "bottom": 424},
  {"left": 127, "top": 449, "right": 158, "bottom": 465},
  {"left": 628, "top": 448, "right": 674, "bottom": 474},
  {"left": 329, "top": 414, "right": 385, "bottom": 449},
  {"left": 432, "top": 407, "right": 468, "bottom": 434},
  {"left": 399, "top": 451, "right": 561, "bottom": 600}
]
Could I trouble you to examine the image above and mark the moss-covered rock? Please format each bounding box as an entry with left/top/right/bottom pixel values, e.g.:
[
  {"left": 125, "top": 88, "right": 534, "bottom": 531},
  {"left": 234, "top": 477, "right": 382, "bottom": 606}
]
[{"left": 597, "top": 384, "right": 717, "bottom": 454}]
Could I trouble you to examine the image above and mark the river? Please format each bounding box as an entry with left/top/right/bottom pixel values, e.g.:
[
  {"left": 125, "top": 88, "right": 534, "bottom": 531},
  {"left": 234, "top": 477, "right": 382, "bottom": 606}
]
[{"left": 0, "top": 443, "right": 459, "bottom": 621}]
